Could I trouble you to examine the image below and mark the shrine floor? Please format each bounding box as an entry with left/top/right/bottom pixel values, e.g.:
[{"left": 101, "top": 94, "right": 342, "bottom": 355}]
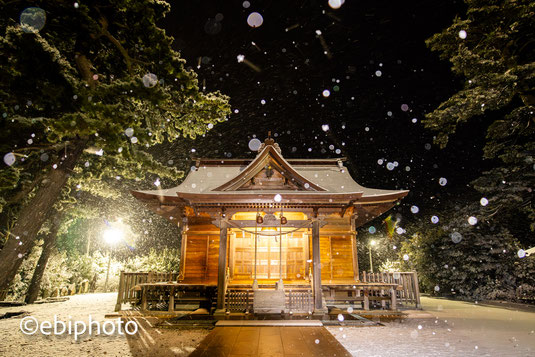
[{"left": 189, "top": 325, "right": 352, "bottom": 357}]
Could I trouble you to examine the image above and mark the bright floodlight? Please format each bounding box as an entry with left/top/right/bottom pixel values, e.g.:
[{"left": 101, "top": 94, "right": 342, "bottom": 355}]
[
  {"left": 370, "top": 240, "right": 377, "bottom": 246},
  {"left": 103, "top": 227, "right": 124, "bottom": 245}
]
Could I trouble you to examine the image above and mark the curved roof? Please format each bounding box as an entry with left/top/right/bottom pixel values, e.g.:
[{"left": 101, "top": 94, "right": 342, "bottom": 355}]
[{"left": 131, "top": 138, "right": 408, "bottom": 210}]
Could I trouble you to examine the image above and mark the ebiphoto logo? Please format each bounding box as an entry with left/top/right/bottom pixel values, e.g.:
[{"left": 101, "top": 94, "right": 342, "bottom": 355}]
[{"left": 20, "top": 315, "right": 138, "bottom": 341}]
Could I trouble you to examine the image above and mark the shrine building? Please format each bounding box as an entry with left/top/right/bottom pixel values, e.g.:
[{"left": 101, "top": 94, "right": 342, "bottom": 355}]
[{"left": 130, "top": 137, "right": 408, "bottom": 313}]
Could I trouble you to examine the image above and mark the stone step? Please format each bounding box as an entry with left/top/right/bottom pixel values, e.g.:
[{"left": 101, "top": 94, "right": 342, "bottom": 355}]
[{"left": 215, "top": 320, "right": 323, "bottom": 327}]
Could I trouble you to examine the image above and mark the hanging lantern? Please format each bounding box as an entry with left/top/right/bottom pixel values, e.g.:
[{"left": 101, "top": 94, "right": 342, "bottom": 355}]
[
  {"left": 256, "top": 214, "right": 263, "bottom": 224},
  {"left": 280, "top": 216, "right": 288, "bottom": 225}
]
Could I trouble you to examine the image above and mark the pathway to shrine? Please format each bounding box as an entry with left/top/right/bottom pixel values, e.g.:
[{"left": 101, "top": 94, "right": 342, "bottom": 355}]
[{"left": 190, "top": 324, "right": 352, "bottom": 357}]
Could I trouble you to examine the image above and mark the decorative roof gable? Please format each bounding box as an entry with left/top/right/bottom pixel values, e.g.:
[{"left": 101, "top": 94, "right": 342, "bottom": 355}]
[{"left": 213, "top": 138, "right": 326, "bottom": 192}]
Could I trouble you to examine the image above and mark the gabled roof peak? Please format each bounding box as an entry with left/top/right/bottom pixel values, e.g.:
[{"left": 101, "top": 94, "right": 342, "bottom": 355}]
[
  {"left": 213, "top": 136, "right": 326, "bottom": 192},
  {"left": 258, "top": 132, "right": 281, "bottom": 154}
]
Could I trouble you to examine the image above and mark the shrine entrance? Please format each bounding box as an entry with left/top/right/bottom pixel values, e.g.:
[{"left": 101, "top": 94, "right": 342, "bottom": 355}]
[{"left": 230, "top": 228, "right": 309, "bottom": 284}]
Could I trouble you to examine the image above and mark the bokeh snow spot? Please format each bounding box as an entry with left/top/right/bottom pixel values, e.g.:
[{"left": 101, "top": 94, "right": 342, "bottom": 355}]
[
  {"left": 248, "top": 138, "right": 262, "bottom": 151},
  {"left": 247, "top": 12, "right": 263, "bottom": 27},
  {"left": 20, "top": 7, "right": 46, "bottom": 33},
  {"left": 142, "top": 73, "right": 158, "bottom": 88}
]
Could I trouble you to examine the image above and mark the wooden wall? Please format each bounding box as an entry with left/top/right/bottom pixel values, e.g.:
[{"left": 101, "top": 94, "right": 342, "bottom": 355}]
[
  {"left": 181, "top": 222, "right": 220, "bottom": 284},
  {"left": 318, "top": 235, "right": 355, "bottom": 281},
  {"left": 313, "top": 217, "right": 358, "bottom": 282},
  {"left": 179, "top": 214, "right": 358, "bottom": 285}
]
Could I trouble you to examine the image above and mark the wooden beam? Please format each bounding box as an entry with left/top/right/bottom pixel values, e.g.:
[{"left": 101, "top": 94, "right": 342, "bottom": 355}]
[
  {"left": 312, "top": 219, "right": 323, "bottom": 310},
  {"left": 216, "top": 221, "right": 228, "bottom": 310},
  {"left": 212, "top": 219, "right": 313, "bottom": 229}
]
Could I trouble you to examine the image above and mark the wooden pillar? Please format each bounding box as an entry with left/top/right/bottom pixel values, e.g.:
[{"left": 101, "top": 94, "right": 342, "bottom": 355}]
[
  {"left": 304, "top": 232, "right": 310, "bottom": 281},
  {"left": 168, "top": 286, "right": 175, "bottom": 312},
  {"left": 350, "top": 216, "right": 359, "bottom": 281},
  {"left": 413, "top": 271, "right": 421, "bottom": 309},
  {"left": 312, "top": 219, "right": 323, "bottom": 310},
  {"left": 114, "top": 271, "right": 125, "bottom": 312},
  {"left": 178, "top": 222, "right": 187, "bottom": 281},
  {"left": 216, "top": 221, "right": 228, "bottom": 310},
  {"left": 141, "top": 286, "right": 148, "bottom": 311},
  {"left": 390, "top": 287, "right": 397, "bottom": 310},
  {"left": 229, "top": 232, "right": 235, "bottom": 279}
]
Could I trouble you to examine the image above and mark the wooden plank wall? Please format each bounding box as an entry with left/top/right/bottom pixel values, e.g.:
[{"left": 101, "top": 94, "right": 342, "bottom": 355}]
[
  {"left": 182, "top": 223, "right": 220, "bottom": 284},
  {"left": 314, "top": 218, "right": 356, "bottom": 282},
  {"left": 318, "top": 235, "right": 355, "bottom": 281},
  {"left": 180, "top": 215, "right": 357, "bottom": 285}
]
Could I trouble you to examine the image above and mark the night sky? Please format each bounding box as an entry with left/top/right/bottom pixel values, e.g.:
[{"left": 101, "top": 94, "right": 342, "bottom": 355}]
[{"left": 156, "top": 0, "right": 492, "bottom": 223}]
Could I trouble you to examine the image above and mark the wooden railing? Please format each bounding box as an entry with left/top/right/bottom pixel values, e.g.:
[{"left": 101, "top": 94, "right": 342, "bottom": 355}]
[
  {"left": 115, "top": 271, "right": 179, "bottom": 311},
  {"left": 287, "top": 289, "right": 314, "bottom": 313},
  {"left": 226, "top": 289, "right": 254, "bottom": 312},
  {"left": 362, "top": 271, "right": 421, "bottom": 308},
  {"left": 225, "top": 288, "right": 313, "bottom": 313}
]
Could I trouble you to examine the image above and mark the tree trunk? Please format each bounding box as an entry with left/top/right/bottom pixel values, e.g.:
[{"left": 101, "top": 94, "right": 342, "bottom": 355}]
[
  {"left": 0, "top": 138, "right": 87, "bottom": 292},
  {"left": 25, "top": 210, "right": 63, "bottom": 304}
]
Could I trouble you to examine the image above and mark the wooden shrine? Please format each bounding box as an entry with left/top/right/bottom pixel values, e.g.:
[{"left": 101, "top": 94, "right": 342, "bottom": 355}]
[{"left": 128, "top": 137, "right": 409, "bottom": 314}]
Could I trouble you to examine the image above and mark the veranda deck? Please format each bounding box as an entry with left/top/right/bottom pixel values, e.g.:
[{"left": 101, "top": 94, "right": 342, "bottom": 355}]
[{"left": 115, "top": 271, "right": 421, "bottom": 313}]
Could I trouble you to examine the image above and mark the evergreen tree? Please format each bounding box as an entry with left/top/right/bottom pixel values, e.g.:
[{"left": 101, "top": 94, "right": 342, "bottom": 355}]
[
  {"left": 0, "top": 1, "right": 230, "bottom": 291},
  {"left": 400, "top": 202, "right": 535, "bottom": 301},
  {"left": 424, "top": 0, "right": 535, "bottom": 233},
  {"left": 25, "top": 208, "right": 63, "bottom": 304}
]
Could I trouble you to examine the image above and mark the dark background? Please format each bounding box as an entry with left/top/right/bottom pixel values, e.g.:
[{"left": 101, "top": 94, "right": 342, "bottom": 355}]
[{"left": 156, "top": 0, "right": 492, "bottom": 225}]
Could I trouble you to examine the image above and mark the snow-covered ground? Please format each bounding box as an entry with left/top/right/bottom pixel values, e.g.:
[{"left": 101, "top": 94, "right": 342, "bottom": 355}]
[
  {"left": 328, "top": 296, "right": 535, "bottom": 357},
  {"left": 0, "top": 293, "right": 209, "bottom": 357},
  {"left": 1, "top": 293, "right": 534, "bottom": 356}
]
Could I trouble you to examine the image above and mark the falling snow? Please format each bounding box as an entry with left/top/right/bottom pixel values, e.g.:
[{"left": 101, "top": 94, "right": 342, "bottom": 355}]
[
  {"left": 142, "top": 73, "right": 158, "bottom": 88},
  {"left": 248, "top": 138, "right": 262, "bottom": 151},
  {"left": 3, "top": 152, "right": 16, "bottom": 166},
  {"left": 450, "top": 232, "right": 463, "bottom": 244},
  {"left": 20, "top": 7, "right": 46, "bottom": 33},
  {"left": 247, "top": 12, "right": 263, "bottom": 28},
  {"left": 328, "top": 0, "right": 345, "bottom": 10}
]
